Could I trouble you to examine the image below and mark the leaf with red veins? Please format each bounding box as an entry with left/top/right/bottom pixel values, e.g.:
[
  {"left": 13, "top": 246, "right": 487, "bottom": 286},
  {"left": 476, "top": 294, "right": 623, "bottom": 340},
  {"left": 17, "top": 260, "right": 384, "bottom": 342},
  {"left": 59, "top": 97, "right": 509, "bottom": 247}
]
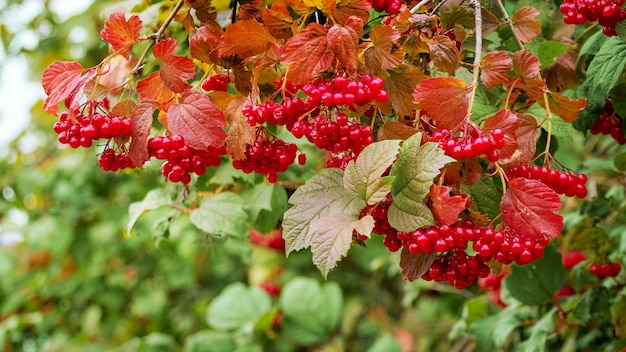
[
  {"left": 364, "top": 25, "right": 402, "bottom": 73},
  {"left": 129, "top": 101, "right": 157, "bottom": 167},
  {"left": 42, "top": 61, "right": 96, "bottom": 115},
  {"left": 189, "top": 22, "right": 223, "bottom": 63},
  {"left": 154, "top": 39, "right": 196, "bottom": 93},
  {"left": 524, "top": 78, "right": 547, "bottom": 101},
  {"left": 218, "top": 19, "right": 276, "bottom": 58},
  {"left": 413, "top": 77, "right": 472, "bottom": 130},
  {"left": 224, "top": 96, "right": 257, "bottom": 160},
  {"left": 261, "top": 4, "right": 295, "bottom": 40},
  {"left": 501, "top": 178, "right": 563, "bottom": 241},
  {"left": 136, "top": 72, "right": 175, "bottom": 109},
  {"left": 400, "top": 249, "right": 436, "bottom": 282},
  {"left": 512, "top": 50, "right": 540, "bottom": 81},
  {"left": 100, "top": 12, "right": 142, "bottom": 58},
  {"left": 538, "top": 92, "right": 586, "bottom": 123},
  {"left": 281, "top": 23, "right": 334, "bottom": 85},
  {"left": 429, "top": 184, "right": 468, "bottom": 226},
  {"left": 511, "top": 6, "right": 541, "bottom": 43},
  {"left": 328, "top": 20, "right": 361, "bottom": 76},
  {"left": 428, "top": 35, "right": 461, "bottom": 75},
  {"left": 483, "top": 109, "right": 519, "bottom": 160},
  {"left": 481, "top": 51, "right": 512, "bottom": 88},
  {"left": 166, "top": 91, "right": 227, "bottom": 150}
]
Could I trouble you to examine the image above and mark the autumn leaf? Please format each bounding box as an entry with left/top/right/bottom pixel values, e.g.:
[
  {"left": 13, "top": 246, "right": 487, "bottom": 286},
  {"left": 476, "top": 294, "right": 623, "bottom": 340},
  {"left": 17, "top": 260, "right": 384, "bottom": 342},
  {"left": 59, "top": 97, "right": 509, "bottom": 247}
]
[
  {"left": 129, "top": 101, "right": 157, "bottom": 167},
  {"left": 413, "top": 77, "right": 472, "bottom": 130},
  {"left": 281, "top": 23, "right": 334, "bottom": 85},
  {"left": 429, "top": 184, "right": 468, "bottom": 226},
  {"left": 384, "top": 64, "right": 427, "bottom": 118},
  {"left": 154, "top": 39, "right": 196, "bottom": 93},
  {"left": 189, "top": 22, "right": 223, "bottom": 63},
  {"left": 328, "top": 21, "right": 360, "bottom": 76},
  {"left": 501, "top": 178, "right": 563, "bottom": 241},
  {"left": 100, "top": 12, "right": 142, "bottom": 58},
  {"left": 42, "top": 61, "right": 96, "bottom": 115},
  {"left": 166, "top": 91, "right": 227, "bottom": 150},
  {"left": 363, "top": 25, "right": 402, "bottom": 75},
  {"left": 507, "top": 113, "right": 538, "bottom": 167},
  {"left": 400, "top": 249, "right": 436, "bottom": 282},
  {"left": 219, "top": 19, "right": 276, "bottom": 58},
  {"left": 511, "top": 6, "right": 541, "bottom": 43},
  {"left": 261, "top": 4, "right": 295, "bottom": 40},
  {"left": 224, "top": 96, "right": 257, "bottom": 160},
  {"left": 538, "top": 92, "right": 586, "bottom": 123},
  {"left": 302, "top": 0, "right": 337, "bottom": 16},
  {"left": 524, "top": 78, "right": 547, "bottom": 101},
  {"left": 481, "top": 51, "right": 512, "bottom": 88},
  {"left": 136, "top": 72, "right": 175, "bottom": 108},
  {"left": 428, "top": 35, "right": 461, "bottom": 75},
  {"left": 512, "top": 50, "right": 540, "bottom": 81},
  {"left": 377, "top": 121, "right": 419, "bottom": 141},
  {"left": 482, "top": 109, "right": 519, "bottom": 160},
  {"left": 334, "top": 0, "right": 371, "bottom": 25}
]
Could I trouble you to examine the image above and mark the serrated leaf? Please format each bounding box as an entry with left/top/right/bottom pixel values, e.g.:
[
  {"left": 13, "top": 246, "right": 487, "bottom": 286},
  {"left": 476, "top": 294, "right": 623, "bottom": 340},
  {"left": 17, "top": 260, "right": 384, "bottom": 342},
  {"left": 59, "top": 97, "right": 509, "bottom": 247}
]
[
  {"left": 218, "top": 19, "right": 275, "bottom": 58},
  {"left": 154, "top": 38, "right": 196, "bottom": 93},
  {"left": 328, "top": 21, "right": 360, "bottom": 76},
  {"left": 166, "top": 91, "right": 227, "bottom": 150},
  {"left": 384, "top": 65, "right": 427, "bottom": 118},
  {"left": 334, "top": 0, "right": 370, "bottom": 25},
  {"left": 481, "top": 51, "right": 511, "bottom": 88},
  {"left": 538, "top": 91, "right": 586, "bottom": 123},
  {"left": 501, "top": 178, "right": 563, "bottom": 240},
  {"left": 388, "top": 133, "right": 453, "bottom": 232},
  {"left": 207, "top": 283, "right": 271, "bottom": 330},
  {"left": 537, "top": 40, "right": 574, "bottom": 68},
  {"left": 189, "top": 192, "right": 250, "bottom": 237},
  {"left": 261, "top": 4, "right": 295, "bottom": 40},
  {"left": 462, "top": 177, "right": 502, "bottom": 220},
  {"left": 428, "top": 35, "right": 461, "bottom": 75},
  {"left": 400, "top": 249, "right": 436, "bottom": 281},
  {"left": 364, "top": 25, "right": 402, "bottom": 74},
  {"left": 42, "top": 61, "right": 96, "bottom": 115},
  {"left": 343, "top": 140, "right": 401, "bottom": 204},
  {"left": 136, "top": 71, "right": 175, "bottom": 108},
  {"left": 376, "top": 121, "right": 419, "bottom": 141},
  {"left": 100, "top": 12, "right": 142, "bottom": 58},
  {"left": 126, "top": 189, "right": 173, "bottom": 236},
  {"left": 129, "top": 101, "right": 156, "bottom": 167},
  {"left": 413, "top": 77, "right": 472, "bottom": 130},
  {"left": 281, "top": 23, "right": 333, "bottom": 85},
  {"left": 429, "top": 184, "right": 468, "bottom": 226},
  {"left": 512, "top": 50, "right": 540, "bottom": 81},
  {"left": 224, "top": 96, "right": 257, "bottom": 160},
  {"left": 573, "top": 287, "right": 611, "bottom": 324},
  {"left": 189, "top": 22, "right": 223, "bottom": 63},
  {"left": 511, "top": 6, "right": 541, "bottom": 43}
]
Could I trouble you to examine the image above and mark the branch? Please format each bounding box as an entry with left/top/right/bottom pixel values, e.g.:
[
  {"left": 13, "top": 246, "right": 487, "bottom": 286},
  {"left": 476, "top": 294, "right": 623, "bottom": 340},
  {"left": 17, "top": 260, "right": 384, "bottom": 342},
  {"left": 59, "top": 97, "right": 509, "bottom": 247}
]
[
  {"left": 494, "top": 0, "right": 524, "bottom": 50},
  {"left": 130, "top": 0, "right": 186, "bottom": 76},
  {"left": 464, "top": 0, "right": 482, "bottom": 122},
  {"left": 410, "top": 0, "right": 431, "bottom": 14}
]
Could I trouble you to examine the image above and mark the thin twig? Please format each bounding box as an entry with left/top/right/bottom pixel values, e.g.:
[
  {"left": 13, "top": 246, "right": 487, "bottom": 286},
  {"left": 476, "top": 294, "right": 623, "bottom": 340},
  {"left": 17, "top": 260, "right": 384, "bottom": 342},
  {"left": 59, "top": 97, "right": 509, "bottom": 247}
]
[
  {"left": 410, "top": 0, "right": 431, "bottom": 14},
  {"left": 429, "top": 0, "right": 451, "bottom": 16},
  {"left": 494, "top": 0, "right": 524, "bottom": 50},
  {"left": 130, "top": 0, "right": 186, "bottom": 76},
  {"left": 464, "top": 0, "right": 482, "bottom": 122}
]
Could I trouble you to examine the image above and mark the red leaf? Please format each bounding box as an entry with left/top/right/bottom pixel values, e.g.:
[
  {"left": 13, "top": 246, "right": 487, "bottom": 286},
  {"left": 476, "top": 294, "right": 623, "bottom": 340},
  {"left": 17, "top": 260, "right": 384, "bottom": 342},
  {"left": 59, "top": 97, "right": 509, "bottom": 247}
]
[
  {"left": 218, "top": 19, "right": 276, "bottom": 58},
  {"left": 385, "top": 64, "right": 427, "bottom": 118},
  {"left": 481, "top": 51, "right": 512, "bottom": 88},
  {"left": 328, "top": 21, "right": 361, "bottom": 76},
  {"left": 428, "top": 35, "right": 461, "bottom": 75},
  {"left": 483, "top": 109, "right": 519, "bottom": 160},
  {"left": 524, "top": 78, "right": 547, "bottom": 101},
  {"left": 538, "top": 92, "right": 586, "bottom": 123},
  {"left": 512, "top": 50, "right": 540, "bottom": 81},
  {"left": 224, "top": 96, "right": 257, "bottom": 160},
  {"left": 511, "top": 6, "right": 541, "bottom": 43},
  {"left": 100, "top": 12, "right": 142, "bottom": 58},
  {"left": 413, "top": 77, "right": 472, "bottom": 130},
  {"left": 501, "top": 178, "right": 563, "bottom": 240},
  {"left": 508, "top": 113, "right": 538, "bottom": 167},
  {"left": 42, "top": 61, "right": 96, "bottom": 115},
  {"left": 334, "top": 0, "right": 371, "bottom": 25},
  {"left": 166, "top": 91, "right": 227, "bottom": 150},
  {"left": 281, "top": 23, "right": 334, "bottom": 85},
  {"left": 400, "top": 248, "right": 436, "bottom": 282},
  {"left": 129, "top": 101, "right": 157, "bottom": 167},
  {"left": 261, "top": 4, "right": 295, "bottom": 40},
  {"left": 154, "top": 39, "right": 196, "bottom": 93},
  {"left": 189, "top": 22, "right": 223, "bottom": 63},
  {"left": 136, "top": 72, "right": 175, "bottom": 108},
  {"left": 429, "top": 184, "right": 468, "bottom": 226},
  {"left": 364, "top": 25, "right": 402, "bottom": 73}
]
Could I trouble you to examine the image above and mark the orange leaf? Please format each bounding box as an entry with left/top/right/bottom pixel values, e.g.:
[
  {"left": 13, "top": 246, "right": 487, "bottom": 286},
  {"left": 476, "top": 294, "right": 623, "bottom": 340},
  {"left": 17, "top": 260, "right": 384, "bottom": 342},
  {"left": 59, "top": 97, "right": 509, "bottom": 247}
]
[
  {"left": 136, "top": 72, "right": 175, "bottom": 108},
  {"left": 281, "top": 23, "right": 334, "bottom": 85},
  {"left": 166, "top": 91, "right": 227, "bottom": 150},
  {"left": 129, "top": 101, "right": 157, "bottom": 167},
  {"left": 413, "top": 77, "right": 472, "bottom": 130},
  {"left": 42, "top": 61, "right": 96, "bottom": 115},
  {"left": 261, "top": 4, "right": 295, "bottom": 40},
  {"left": 509, "top": 113, "right": 538, "bottom": 167},
  {"left": 224, "top": 97, "right": 258, "bottom": 160},
  {"left": 524, "top": 78, "right": 547, "bottom": 101},
  {"left": 538, "top": 92, "right": 586, "bottom": 123},
  {"left": 100, "top": 12, "right": 142, "bottom": 58},
  {"left": 428, "top": 35, "right": 461, "bottom": 75},
  {"left": 219, "top": 19, "right": 275, "bottom": 58},
  {"left": 481, "top": 51, "right": 511, "bottom": 88},
  {"left": 189, "top": 22, "right": 223, "bottom": 63},
  {"left": 334, "top": 0, "right": 371, "bottom": 25},
  {"left": 366, "top": 25, "right": 402, "bottom": 71},
  {"left": 482, "top": 109, "right": 519, "bottom": 160},
  {"left": 384, "top": 64, "right": 427, "bottom": 118},
  {"left": 512, "top": 50, "right": 540, "bottom": 81},
  {"left": 154, "top": 39, "right": 196, "bottom": 93},
  {"left": 328, "top": 21, "right": 361, "bottom": 76},
  {"left": 429, "top": 184, "right": 468, "bottom": 226},
  {"left": 511, "top": 6, "right": 541, "bottom": 43},
  {"left": 377, "top": 121, "right": 418, "bottom": 141}
]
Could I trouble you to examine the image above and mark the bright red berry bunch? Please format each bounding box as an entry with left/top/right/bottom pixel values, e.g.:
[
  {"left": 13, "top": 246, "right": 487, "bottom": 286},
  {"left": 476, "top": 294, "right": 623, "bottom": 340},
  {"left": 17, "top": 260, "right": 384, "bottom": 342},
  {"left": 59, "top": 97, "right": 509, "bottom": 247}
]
[
  {"left": 422, "top": 250, "right": 491, "bottom": 289},
  {"left": 472, "top": 227, "right": 549, "bottom": 265},
  {"left": 243, "top": 97, "right": 312, "bottom": 129},
  {"left": 53, "top": 111, "right": 132, "bottom": 148},
  {"left": 507, "top": 165, "right": 588, "bottom": 198},
  {"left": 432, "top": 128, "right": 505, "bottom": 161},
  {"left": 359, "top": 197, "right": 402, "bottom": 252},
  {"left": 398, "top": 220, "right": 484, "bottom": 255},
  {"left": 368, "top": 0, "right": 402, "bottom": 14},
  {"left": 589, "top": 261, "right": 622, "bottom": 279},
  {"left": 559, "top": 0, "right": 626, "bottom": 36},
  {"left": 302, "top": 75, "right": 389, "bottom": 108},
  {"left": 98, "top": 148, "right": 136, "bottom": 172},
  {"left": 148, "top": 135, "right": 225, "bottom": 184},
  {"left": 590, "top": 101, "right": 626, "bottom": 144},
  {"left": 232, "top": 138, "right": 299, "bottom": 183}
]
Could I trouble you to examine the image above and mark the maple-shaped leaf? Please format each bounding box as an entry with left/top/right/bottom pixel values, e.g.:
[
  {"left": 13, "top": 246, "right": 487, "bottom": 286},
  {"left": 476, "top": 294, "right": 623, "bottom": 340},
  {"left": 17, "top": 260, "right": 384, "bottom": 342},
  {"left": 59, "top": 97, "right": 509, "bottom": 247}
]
[
  {"left": 501, "top": 178, "right": 563, "bottom": 240},
  {"left": 261, "top": 4, "right": 295, "bottom": 40},
  {"left": 328, "top": 21, "right": 361, "bottom": 76},
  {"left": 429, "top": 184, "right": 468, "bottom": 226},
  {"left": 400, "top": 249, "right": 436, "bottom": 282},
  {"left": 136, "top": 71, "right": 175, "bottom": 108},
  {"left": 481, "top": 8, "right": 502, "bottom": 37},
  {"left": 413, "top": 77, "right": 472, "bottom": 130},
  {"left": 481, "top": 51, "right": 512, "bottom": 88},
  {"left": 524, "top": 78, "right": 548, "bottom": 101},
  {"left": 334, "top": 0, "right": 371, "bottom": 25},
  {"left": 129, "top": 101, "right": 157, "bottom": 167},
  {"left": 538, "top": 92, "right": 586, "bottom": 123},
  {"left": 363, "top": 25, "right": 402, "bottom": 76},
  {"left": 42, "top": 61, "right": 96, "bottom": 115},
  {"left": 384, "top": 65, "right": 427, "bottom": 118},
  {"left": 344, "top": 140, "right": 401, "bottom": 204},
  {"left": 166, "top": 91, "right": 227, "bottom": 150},
  {"left": 189, "top": 22, "right": 223, "bottom": 63},
  {"left": 512, "top": 50, "right": 540, "bottom": 81},
  {"left": 482, "top": 109, "right": 519, "bottom": 160},
  {"left": 281, "top": 23, "right": 334, "bottom": 85},
  {"left": 388, "top": 133, "right": 454, "bottom": 232},
  {"left": 511, "top": 6, "right": 541, "bottom": 43},
  {"left": 101, "top": 12, "right": 142, "bottom": 58},
  {"left": 219, "top": 19, "right": 275, "bottom": 58},
  {"left": 377, "top": 121, "right": 419, "bottom": 141},
  {"left": 224, "top": 96, "right": 257, "bottom": 160},
  {"left": 154, "top": 38, "right": 196, "bottom": 93},
  {"left": 507, "top": 112, "right": 538, "bottom": 167},
  {"left": 428, "top": 35, "right": 461, "bottom": 75}
]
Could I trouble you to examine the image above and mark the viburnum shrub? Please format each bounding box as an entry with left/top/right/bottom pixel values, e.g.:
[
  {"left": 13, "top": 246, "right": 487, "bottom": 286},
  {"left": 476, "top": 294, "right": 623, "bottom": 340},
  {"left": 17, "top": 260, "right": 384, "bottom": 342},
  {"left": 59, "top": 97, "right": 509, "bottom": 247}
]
[{"left": 42, "top": 0, "right": 626, "bottom": 330}]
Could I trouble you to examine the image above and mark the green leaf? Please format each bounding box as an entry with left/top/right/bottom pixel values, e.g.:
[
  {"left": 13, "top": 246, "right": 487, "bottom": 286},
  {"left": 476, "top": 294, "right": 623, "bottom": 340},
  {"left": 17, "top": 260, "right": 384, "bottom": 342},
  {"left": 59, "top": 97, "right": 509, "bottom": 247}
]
[
  {"left": 279, "top": 278, "right": 343, "bottom": 345},
  {"left": 207, "top": 283, "right": 272, "bottom": 331},
  {"left": 126, "top": 189, "right": 173, "bottom": 237},
  {"left": 537, "top": 40, "right": 574, "bottom": 68},
  {"left": 503, "top": 244, "right": 566, "bottom": 305},
  {"left": 388, "top": 133, "right": 453, "bottom": 232},
  {"left": 190, "top": 192, "right": 250, "bottom": 237},
  {"left": 493, "top": 305, "right": 535, "bottom": 348},
  {"left": 573, "top": 287, "right": 611, "bottom": 324},
  {"left": 517, "top": 309, "right": 556, "bottom": 352},
  {"left": 253, "top": 185, "right": 288, "bottom": 234},
  {"left": 462, "top": 177, "right": 502, "bottom": 220},
  {"left": 343, "top": 140, "right": 401, "bottom": 204},
  {"left": 576, "top": 30, "right": 607, "bottom": 74},
  {"left": 184, "top": 331, "right": 236, "bottom": 352},
  {"left": 241, "top": 183, "right": 275, "bottom": 220},
  {"left": 525, "top": 103, "right": 572, "bottom": 138},
  {"left": 367, "top": 334, "right": 402, "bottom": 352}
]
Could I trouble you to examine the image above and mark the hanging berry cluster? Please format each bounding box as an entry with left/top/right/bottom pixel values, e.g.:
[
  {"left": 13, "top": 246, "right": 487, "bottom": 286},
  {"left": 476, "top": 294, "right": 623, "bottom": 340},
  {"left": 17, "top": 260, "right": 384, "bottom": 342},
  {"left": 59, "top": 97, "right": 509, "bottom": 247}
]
[{"left": 559, "top": 0, "right": 626, "bottom": 36}]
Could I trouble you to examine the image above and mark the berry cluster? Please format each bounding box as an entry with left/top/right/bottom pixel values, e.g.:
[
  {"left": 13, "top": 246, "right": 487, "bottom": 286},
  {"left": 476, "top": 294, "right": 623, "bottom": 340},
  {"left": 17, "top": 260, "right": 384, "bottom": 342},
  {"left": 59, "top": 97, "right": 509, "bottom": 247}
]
[
  {"left": 98, "top": 148, "right": 136, "bottom": 172},
  {"left": 293, "top": 114, "right": 374, "bottom": 155},
  {"left": 243, "top": 97, "right": 312, "bottom": 128},
  {"left": 397, "top": 220, "right": 484, "bottom": 255},
  {"left": 249, "top": 228, "right": 285, "bottom": 252},
  {"left": 422, "top": 250, "right": 491, "bottom": 289},
  {"left": 590, "top": 108, "right": 626, "bottom": 145},
  {"left": 367, "top": 0, "right": 402, "bottom": 14},
  {"left": 472, "top": 227, "right": 549, "bottom": 265},
  {"left": 302, "top": 75, "right": 389, "bottom": 108},
  {"left": 507, "top": 165, "right": 588, "bottom": 198},
  {"left": 232, "top": 138, "right": 299, "bottom": 183},
  {"left": 201, "top": 75, "right": 229, "bottom": 92},
  {"left": 559, "top": 0, "right": 626, "bottom": 36},
  {"left": 432, "top": 128, "right": 504, "bottom": 161},
  {"left": 562, "top": 250, "right": 587, "bottom": 270},
  {"left": 54, "top": 111, "right": 132, "bottom": 148},
  {"left": 359, "top": 197, "right": 402, "bottom": 252},
  {"left": 148, "top": 135, "right": 224, "bottom": 184},
  {"left": 589, "top": 261, "right": 622, "bottom": 279}
]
